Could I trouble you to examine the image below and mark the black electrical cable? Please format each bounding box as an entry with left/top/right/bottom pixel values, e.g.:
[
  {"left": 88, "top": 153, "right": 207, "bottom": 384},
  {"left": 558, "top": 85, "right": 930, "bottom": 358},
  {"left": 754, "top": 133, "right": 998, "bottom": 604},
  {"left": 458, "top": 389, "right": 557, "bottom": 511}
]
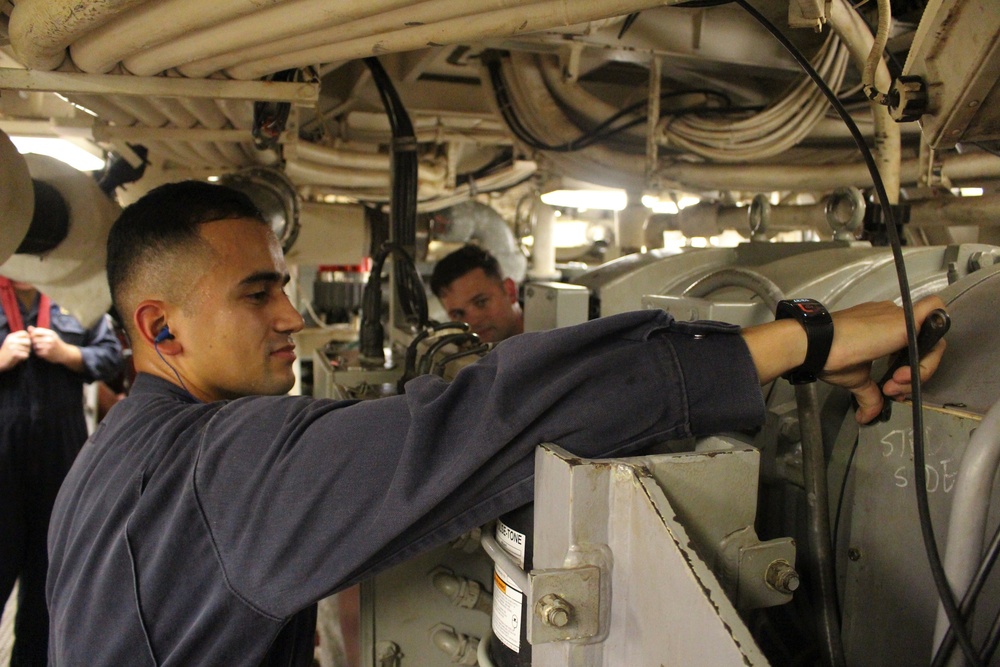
[
  {"left": 486, "top": 55, "right": 732, "bottom": 152},
  {"left": 359, "top": 242, "right": 428, "bottom": 361},
  {"left": 932, "top": 520, "right": 1000, "bottom": 665},
  {"left": 734, "top": 2, "right": 982, "bottom": 665}
]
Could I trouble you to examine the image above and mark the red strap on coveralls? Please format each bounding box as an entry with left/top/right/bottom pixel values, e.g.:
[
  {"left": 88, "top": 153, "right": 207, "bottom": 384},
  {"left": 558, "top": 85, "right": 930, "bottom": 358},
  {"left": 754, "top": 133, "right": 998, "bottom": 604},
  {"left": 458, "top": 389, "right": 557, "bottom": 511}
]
[{"left": 0, "top": 277, "right": 51, "bottom": 331}]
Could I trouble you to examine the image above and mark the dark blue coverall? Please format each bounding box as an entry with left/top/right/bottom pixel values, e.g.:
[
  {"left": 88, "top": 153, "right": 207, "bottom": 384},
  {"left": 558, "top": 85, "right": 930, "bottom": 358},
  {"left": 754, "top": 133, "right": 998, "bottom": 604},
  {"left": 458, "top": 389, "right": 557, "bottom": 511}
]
[{"left": 0, "top": 294, "right": 123, "bottom": 666}]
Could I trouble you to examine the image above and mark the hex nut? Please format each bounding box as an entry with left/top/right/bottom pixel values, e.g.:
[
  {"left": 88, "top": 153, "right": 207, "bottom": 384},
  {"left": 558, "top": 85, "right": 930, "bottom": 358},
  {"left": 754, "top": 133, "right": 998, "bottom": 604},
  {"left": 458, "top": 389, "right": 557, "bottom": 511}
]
[
  {"left": 535, "top": 593, "right": 573, "bottom": 628},
  {"left": 765, "top": 559, "right": 800, "bottom": 594}
]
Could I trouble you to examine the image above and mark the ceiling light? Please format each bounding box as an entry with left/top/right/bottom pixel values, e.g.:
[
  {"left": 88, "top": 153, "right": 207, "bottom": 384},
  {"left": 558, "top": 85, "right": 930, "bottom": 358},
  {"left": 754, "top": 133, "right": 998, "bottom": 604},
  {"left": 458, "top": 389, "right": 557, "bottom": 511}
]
[
  {"left": 541, "top": 188, "right": 628, "bottom": 211},
  {"left": 10, "top": 137, "right": 105, "bottom": 172}
]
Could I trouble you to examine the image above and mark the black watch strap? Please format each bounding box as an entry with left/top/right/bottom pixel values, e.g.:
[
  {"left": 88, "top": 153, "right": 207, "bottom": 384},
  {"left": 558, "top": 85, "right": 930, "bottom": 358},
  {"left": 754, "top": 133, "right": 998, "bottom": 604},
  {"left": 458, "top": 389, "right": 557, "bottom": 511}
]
[{"left": 775, "top": 298, "right": 834, "bottom": 384}]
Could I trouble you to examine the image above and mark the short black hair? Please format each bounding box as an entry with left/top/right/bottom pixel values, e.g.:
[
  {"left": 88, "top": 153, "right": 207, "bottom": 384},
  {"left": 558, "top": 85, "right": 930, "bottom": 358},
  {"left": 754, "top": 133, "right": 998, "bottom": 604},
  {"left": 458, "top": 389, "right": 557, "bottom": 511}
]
[
  {"left": 430, "top": 245, "right": 504, "bottom": 297},
  {"left": 107, "top": 180, "right": 264, "bottom": 322}
]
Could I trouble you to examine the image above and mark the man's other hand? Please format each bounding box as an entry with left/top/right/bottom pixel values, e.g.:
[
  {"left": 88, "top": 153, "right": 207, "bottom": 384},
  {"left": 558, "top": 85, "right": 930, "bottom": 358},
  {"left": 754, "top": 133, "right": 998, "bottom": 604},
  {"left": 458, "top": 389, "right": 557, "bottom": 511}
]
[{"left": 0, "top": 330, "right": 31, "bottom": 371}]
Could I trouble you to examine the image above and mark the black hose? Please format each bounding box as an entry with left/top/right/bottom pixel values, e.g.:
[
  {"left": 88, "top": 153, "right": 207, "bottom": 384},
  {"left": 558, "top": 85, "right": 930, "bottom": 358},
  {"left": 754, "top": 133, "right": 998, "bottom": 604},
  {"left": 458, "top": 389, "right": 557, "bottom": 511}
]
[{"left": 796, "top": 383, "right": 846, "bottom": 667}]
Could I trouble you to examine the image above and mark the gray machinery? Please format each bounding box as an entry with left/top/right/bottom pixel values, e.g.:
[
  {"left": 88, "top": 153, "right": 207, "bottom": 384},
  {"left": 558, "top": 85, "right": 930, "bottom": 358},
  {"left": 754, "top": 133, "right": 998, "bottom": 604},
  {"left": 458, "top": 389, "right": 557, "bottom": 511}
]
[{"left": 313, "top": 238, "right": 1000, "bottom": 666}]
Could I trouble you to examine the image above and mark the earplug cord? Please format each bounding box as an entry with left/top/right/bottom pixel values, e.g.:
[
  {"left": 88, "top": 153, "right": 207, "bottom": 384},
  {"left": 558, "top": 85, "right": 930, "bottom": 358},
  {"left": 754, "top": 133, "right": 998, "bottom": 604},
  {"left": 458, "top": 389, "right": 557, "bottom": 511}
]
[{"left": 155, "top": 340, "right": 193, "bottom": 398}]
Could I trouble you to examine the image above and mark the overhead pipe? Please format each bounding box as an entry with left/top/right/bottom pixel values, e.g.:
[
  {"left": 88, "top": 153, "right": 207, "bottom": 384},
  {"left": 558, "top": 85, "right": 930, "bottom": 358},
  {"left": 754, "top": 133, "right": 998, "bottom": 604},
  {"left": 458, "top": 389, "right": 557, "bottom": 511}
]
[
  {"left": 64, "top": 94, "right": 139, "bottom": 126},
  {"left": 828, "top": 0, "right": 901, "bottom": 204},
  {"left": 495, "top": 51, "right": 646, "bottom": 191},
  {"left": 145, "top": 97, "right": 198, "bottom": 129},
  {"left": 648, "top": 191, "right": 1000, "bottom": 242},
  {"left": 224, "top": 0, "right": 688, "bottom": 81},
  {"left": 69, "top": 0, "right": 292, "bottom": 74},
  {"left": 124, "top": 0, "right": 414, "bottom": 77},
  {"left": 8, "top": 0, "right": 148, "bottom": 71},
  {"left": 104, "top": 96, "right": 169, "bottom": 128},
  {"left": 178, "top": 0, "right": 543, "bottom": 79},
  {"left": 178, "top": 98, "right": 229, "bottom": 130},
  {"left": 657, "top": 152, "right": 1000, "bottom": 191}
]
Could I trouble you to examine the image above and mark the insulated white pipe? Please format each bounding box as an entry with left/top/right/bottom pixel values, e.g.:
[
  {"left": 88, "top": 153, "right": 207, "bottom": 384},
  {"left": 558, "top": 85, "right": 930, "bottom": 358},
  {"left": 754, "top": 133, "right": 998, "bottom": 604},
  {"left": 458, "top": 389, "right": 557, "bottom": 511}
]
[
  {"left": 828, "top": 0, "right": 900, "bottom": 204},
  {"left": 8, "top": 0, "right": 149, "bottom": 70},
  {"left": 294, "top": 143, "right": 393, "bottom": 172},
  {"left": 656, "top": 153, "right": 1000, "bottom": 191},
  {"left": 179, "top": 0, "right": 543, "bottom": 79},
  {"left": 124, "top": 0, "right": 415, "bottom": 77},
  {"left": 178, "top": 98, "right": 230, "bottom": 130},
  {"left": 932, "top": 398, "right": 1000, "bottom": 653},
  {"left": 69, "top": 0, "right": 291, "bottom": 74},
  {"left": 497, "top": 51, "right": 645, "bottom": 191},
  {"left": 284, "top": 160, "right": 446, "bottom": 190},
  {"left": 106, "top": 96, "right": 169, "bottom": 128},
  {"left": 65, "top": 94, "right": 139, "bottom": 126},
  {"left": 529, "top": 200, "right": 558, "bottom": 280},
  {"left": 145, "top": 97, "right": 198, "bottom": 129},
  {"left": 225, "top": 0, "right": 682, "bottom": 80}
]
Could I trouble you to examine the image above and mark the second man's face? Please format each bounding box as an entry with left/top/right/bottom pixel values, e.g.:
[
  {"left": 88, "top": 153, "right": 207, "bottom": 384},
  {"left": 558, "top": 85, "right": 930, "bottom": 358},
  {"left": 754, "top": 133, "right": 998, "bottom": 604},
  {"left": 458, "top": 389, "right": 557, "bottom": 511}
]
[{"left": 438, "top": 268, "right": 522, "bottom": 344}]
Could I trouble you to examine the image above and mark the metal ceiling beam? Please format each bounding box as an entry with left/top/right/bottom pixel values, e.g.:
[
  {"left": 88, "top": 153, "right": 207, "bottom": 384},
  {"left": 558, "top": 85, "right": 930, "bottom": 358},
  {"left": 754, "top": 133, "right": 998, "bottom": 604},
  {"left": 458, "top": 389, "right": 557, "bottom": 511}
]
[{"left": 0, "top": 68, "right": 318, "bottom": 106}]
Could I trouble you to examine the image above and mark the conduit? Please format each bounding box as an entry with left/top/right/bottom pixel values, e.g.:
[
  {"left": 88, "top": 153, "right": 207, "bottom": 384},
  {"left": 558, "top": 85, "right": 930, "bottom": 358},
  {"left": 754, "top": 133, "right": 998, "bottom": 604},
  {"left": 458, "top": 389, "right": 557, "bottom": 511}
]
[
  {"left": 178, "top": 0, "right": 543, "bottom": 79},
  {"left": 828, "top": 0, "right": 900, "bottom": 204},
  {"left": 659, "top": 33, "right": 849, "bottom": 162},
  {"left": 8, "top": 0, "right": 149, "bottom": 71},
  {"left": 126, "top": 0, "right": 415, "bottom": 77},
  {"left": 70, "top": 0, "right": 293, "bottom": 74},
  {"left": 65, "top": 94, "right": 139, "bottom": 126},
  {"left": 657, "top": 152, "right": 1000, "bottom": 191},
  {"left": 224, "top": 0, "right": 684, "bottom": 81},
  {"left": 495, "top": 51, "right": 645, "bottom": 191}
]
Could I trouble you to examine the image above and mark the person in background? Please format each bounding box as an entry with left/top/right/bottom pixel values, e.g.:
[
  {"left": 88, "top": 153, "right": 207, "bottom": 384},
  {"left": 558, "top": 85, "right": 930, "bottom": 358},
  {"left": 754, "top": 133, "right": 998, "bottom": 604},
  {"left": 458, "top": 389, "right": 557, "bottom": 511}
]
[
  {"left": 430, "top": 244, "right": 524, "bottom": 343},
  {"left": 0, "top": 276, "right": 123, "bottom": 666}
]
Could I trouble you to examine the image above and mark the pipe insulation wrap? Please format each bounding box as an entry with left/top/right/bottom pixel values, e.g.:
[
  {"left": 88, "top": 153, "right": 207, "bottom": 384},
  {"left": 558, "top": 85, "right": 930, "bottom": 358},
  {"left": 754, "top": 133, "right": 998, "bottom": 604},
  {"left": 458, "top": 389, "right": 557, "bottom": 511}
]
[
  {"left": 224, "top": 0, "right": 682, "bottom": 80},
  {"left": 178, "top": 0, "right": 541, "bottom": 79},
  {"left": 8, "top": 0, "right": 150, "bottom": 70},
  {"left": 69, "top": 0, "right": 291, "bottom": 74}
]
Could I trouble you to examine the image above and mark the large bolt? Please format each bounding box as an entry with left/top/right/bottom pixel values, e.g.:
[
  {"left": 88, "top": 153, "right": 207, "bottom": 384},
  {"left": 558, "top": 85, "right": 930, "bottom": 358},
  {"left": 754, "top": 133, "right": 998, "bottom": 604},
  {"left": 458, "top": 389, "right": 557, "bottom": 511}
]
[
  {"left": 535, "top": 594, "right": 573, "bottom": 628},
  {"left": 765, "top": 559, "right": 800, "bottom": 594},
  {"left": 969, "top": 250, "right": 998, "bottom": 272}
]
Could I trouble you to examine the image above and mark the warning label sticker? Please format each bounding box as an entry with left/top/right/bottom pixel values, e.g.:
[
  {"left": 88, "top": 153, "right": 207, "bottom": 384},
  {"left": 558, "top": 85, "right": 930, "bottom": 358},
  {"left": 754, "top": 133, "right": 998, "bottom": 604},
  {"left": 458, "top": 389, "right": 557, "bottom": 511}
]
[{"left": 492, "top": 566, "right": 524, "bottom": 652}]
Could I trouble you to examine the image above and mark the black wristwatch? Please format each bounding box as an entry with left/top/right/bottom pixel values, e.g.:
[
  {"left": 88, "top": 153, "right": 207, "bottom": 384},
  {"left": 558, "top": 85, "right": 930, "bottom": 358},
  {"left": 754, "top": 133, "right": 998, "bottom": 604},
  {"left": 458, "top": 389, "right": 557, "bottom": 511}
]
[{"left": 775, "top": 298, "right": 834, "bottom": 384}]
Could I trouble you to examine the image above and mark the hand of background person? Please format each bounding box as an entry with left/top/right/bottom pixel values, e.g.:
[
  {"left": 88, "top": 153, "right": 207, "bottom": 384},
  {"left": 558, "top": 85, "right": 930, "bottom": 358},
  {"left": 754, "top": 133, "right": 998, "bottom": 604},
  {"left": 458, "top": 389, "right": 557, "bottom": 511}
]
[
  {"left": 742, "top": 295, "right": 947, "bottom": 424},
  {"left": 0, "top": 330, "right": 32, "bottom": 372},
  {"left": 28, "top": 326, "right": 85, "bottom": 372}
]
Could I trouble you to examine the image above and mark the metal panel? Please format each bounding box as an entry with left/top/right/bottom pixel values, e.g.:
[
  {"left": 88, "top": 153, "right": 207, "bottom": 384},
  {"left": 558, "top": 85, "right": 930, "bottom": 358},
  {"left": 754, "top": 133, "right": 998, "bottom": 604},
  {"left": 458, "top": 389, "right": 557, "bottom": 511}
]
[{"left": 531, "top": 443, "right": 770, "bottom": 666}]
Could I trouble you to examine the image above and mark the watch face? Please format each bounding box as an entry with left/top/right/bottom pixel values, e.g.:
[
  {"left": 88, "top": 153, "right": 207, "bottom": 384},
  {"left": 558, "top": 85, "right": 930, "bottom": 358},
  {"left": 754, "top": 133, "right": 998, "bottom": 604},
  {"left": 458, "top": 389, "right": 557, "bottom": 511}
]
[{"left": 778, "top": 298, "right": 832, "bottom": 323}]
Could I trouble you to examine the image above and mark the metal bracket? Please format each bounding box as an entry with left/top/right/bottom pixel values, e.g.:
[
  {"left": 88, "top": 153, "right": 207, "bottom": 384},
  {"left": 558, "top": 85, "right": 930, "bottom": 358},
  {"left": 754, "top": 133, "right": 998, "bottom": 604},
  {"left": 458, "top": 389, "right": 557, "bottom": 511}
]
[{"left": 527, "top": 565, "right": 601, "bottom": 645}]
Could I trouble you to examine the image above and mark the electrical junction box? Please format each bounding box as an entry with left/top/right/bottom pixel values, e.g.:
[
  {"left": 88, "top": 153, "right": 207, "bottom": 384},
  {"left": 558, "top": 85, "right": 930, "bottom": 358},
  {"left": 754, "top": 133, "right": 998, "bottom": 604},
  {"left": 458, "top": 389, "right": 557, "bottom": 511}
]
[{"left": 523, "top": 282, "right": 590, "bottom": 333}]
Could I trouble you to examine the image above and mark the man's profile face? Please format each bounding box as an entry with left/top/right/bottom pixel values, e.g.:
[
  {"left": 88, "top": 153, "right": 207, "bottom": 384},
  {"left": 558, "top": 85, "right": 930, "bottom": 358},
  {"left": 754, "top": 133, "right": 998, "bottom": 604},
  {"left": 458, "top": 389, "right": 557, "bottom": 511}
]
[
  {"left": 169, "top": 217, "right": 304, "bottom": 401},
  {"left": 438, "top": 268, "right": 522, "bottom": 343}
]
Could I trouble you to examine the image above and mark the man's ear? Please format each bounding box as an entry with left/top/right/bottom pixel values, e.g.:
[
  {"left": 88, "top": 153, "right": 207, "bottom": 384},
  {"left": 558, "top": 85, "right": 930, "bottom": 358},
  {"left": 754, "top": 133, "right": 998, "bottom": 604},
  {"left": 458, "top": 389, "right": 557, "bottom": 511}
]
[
  {"left": 135, "top": 300, "right": 179, "bottom": 352},
  {"left": 502, "top": 277, "right": 518, "bottom": 303}
]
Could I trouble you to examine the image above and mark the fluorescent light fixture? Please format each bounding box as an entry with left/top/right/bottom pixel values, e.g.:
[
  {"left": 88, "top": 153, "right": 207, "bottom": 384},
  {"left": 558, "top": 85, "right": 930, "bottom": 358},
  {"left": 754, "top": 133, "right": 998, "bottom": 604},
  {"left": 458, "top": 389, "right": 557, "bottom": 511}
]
[
  {"left": 956, "top": 187, "right": 984, "bottom": 197},
  {"left": 10, "top": 136, "right": 105, "bottom": 172},
  {"left": 541, "top": 188, "right": 627, "bottom": 211},
  {"left": 641, "top": 194, "right": 701, "bottom": 214}
]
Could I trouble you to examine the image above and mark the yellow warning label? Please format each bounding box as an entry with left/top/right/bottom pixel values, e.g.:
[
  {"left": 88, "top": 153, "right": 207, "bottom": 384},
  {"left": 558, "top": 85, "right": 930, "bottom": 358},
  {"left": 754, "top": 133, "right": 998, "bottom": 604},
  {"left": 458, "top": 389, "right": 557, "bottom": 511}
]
[{"left": 494, "top": 571, "right": 507, "bottom": 594}]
